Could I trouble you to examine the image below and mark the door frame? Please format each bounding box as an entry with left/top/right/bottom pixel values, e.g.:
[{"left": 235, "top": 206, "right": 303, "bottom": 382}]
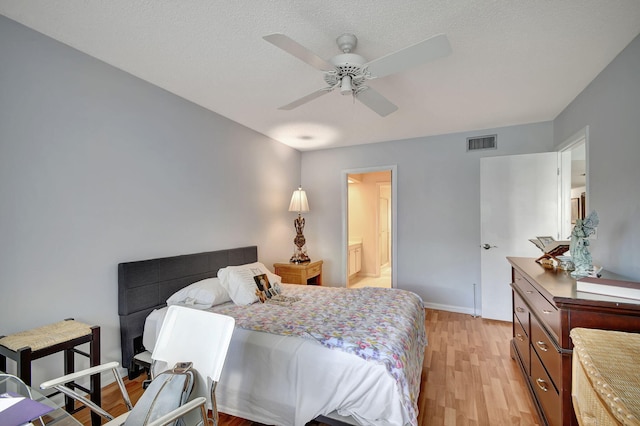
[
  {"left": 342, "top": 165, "right": 397, "bottom": 287},
  {"left": 377, "top": 182, "right": 391, "bottom": 269}
]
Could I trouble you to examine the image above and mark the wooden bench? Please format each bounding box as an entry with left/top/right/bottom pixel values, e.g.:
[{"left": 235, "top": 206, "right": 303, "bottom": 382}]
[{"left": 0, "top": 318, "right": 101, "bottom": 426}]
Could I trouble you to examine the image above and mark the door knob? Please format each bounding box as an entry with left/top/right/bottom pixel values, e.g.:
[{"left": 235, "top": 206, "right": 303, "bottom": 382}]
[{"left": 481, "top": 243, "right": 497, "bottom": 250}]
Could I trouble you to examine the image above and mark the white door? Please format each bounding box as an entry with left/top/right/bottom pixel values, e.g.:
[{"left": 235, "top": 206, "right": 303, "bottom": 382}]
[{"left": 480, "top": 152, "right": 559, "bottom": 321}]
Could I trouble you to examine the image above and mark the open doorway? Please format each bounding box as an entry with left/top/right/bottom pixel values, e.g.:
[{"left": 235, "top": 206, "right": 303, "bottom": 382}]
[
  {"left": 345, "top": 169, "right": 393, "bottom": 288},
  {"left": 558, "top": 127, "right": 588, "bottom": 239}
]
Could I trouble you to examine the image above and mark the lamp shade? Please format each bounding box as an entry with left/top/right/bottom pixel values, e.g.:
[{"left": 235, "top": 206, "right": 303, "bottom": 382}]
[{"left": 288, "top": 187, "right": 310, "bottom": 212}]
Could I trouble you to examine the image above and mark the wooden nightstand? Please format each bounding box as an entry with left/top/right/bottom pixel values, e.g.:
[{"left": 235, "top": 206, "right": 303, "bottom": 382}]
[{"left": 273, "top": 260, "right": 323, "bottom": 285}]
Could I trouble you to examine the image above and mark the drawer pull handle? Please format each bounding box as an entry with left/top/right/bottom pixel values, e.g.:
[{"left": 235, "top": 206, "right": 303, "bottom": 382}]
[
  {"left": 536, "top": 341, "right": 549, "bottom": 351},
  {"left": 542, "top": 309, "right": 553, "bottom": 315},
  {"left": 516, "top": 307, "right": 525, "bottom": 313},
  {"left": 536, "top": 378, "right": 549, "bottom": 392},
  {"left": 516, "top": 333, "right": 525, "bottom": 342}
]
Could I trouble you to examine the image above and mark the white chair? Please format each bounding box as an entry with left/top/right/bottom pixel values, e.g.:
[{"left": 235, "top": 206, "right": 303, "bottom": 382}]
[
  {"left": 40, "top": 306, "right": 235, "bottom": 426},
  {"left": 150, "top": 306, "right": 235, "bottom": 426},
  {"left": 0, "top": 371, "right": 34, "bottom": 398},
  {"left": 0, "top": 372, "right": 46, "bottom": 426}
]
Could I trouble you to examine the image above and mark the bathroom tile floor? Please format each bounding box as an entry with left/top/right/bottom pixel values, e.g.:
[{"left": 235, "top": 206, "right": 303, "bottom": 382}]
[{"left": 348, "top": 265, "right": 391, "bottom": 288}]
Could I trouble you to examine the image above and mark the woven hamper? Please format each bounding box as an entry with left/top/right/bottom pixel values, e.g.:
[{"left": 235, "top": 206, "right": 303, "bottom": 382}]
[{"left": 570, "top": 328, "right": 640, "bottom": 426}]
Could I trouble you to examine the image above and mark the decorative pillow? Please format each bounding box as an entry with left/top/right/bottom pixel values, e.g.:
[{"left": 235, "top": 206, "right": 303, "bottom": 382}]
[
  {"left": 166, "top": 277, "right": 231, "bottom": 308},
  {"left": 218, "top": 262, "right": 282, "bottom": 305}
]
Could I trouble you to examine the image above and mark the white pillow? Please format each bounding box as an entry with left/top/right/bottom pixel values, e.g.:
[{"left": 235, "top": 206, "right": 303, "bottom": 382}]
[
  {"left": 166, "top": 277, "right": 231, "bottom": 308},
  {"left": 218, "top": 262, "right": 282, "bottom": 305}
]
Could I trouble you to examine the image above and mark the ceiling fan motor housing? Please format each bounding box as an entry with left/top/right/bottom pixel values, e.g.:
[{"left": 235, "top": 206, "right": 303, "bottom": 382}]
[
  {"left": 325, "top": 53, "right": 368, "bottom": 93},
  {"left": 336, "top": 33, "right": 357, "bottom": 53}
]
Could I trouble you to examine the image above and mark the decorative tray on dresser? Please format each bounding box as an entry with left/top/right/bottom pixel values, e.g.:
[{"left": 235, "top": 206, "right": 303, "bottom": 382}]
[{"left": 507, "top": 257, "right": 640, "bottom": 426}]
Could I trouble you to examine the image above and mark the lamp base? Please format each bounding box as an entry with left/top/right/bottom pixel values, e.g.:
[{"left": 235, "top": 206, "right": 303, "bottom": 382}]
[
  {"left": 291, "top": 213, "right": 310, "bottom": 263},
  {"left": 290, "top": 249, "right": 310, "bottom": 264}
]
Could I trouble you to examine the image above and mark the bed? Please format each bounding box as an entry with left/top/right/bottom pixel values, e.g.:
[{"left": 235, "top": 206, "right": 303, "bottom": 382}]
[{"left": 118, "top": 246, "right": 426, "bottom": 426}]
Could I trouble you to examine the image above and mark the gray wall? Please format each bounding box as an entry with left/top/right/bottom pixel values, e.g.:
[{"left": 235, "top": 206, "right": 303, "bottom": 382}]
[
  {"left": 302, "top": 122, "right": 554, "bottom": 312},
  {"left": 554, "top": 34, "right": 640, "bottom": 280},
  {"left": 0, "top": 16, "right": 297, "bottom": 383}
]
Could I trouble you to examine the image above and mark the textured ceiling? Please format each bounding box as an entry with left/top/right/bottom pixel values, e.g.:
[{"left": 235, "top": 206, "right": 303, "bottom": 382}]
[{"left": 1, "top": 1, "right": 639, "bottom": 151}]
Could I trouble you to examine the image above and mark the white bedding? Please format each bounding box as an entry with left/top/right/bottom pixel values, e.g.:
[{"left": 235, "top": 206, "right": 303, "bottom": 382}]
[
  {"left": 143, "top": 304, "right": 414, "bottom": 426},
  {"left": 143, "top": 284, "right": 421, "bottom": 426}
]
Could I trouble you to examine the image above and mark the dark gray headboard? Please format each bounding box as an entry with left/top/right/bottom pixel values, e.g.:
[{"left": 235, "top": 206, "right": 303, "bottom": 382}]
[{"left": 117, "top": 246, "right": 258, "bottom": 373}]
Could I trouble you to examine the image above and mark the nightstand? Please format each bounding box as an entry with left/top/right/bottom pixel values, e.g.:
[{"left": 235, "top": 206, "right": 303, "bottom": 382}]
[{"left": 274, "top": 260, "right": 323, "bottom": 285}]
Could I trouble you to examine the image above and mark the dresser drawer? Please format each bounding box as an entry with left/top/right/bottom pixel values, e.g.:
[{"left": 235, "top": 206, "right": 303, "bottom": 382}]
[
  {"left": 513, "top": 290, "right": 530, "bottom": 335},
  {"left": 278, "top": 271, "right": 304, "bottom": 284},
  {"left": 530, "top": 313, "right": 562, "bottom": 387},
  {"left": 513, "top": 314, "right": 530, "bottom": 375},
  {"left": 306, "top": 262, "right": 322, "bottom": 278},
  {"left": 531, "top": 350, "right": 561, "bottom": 426},
  {"left": 513, "top": 270, "right": 560, "bottom": 340}
]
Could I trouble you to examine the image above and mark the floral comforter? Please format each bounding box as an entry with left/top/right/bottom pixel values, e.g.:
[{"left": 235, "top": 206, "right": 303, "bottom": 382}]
[{"left": 212, "top": 284, "right": 427, "bottom": 425}]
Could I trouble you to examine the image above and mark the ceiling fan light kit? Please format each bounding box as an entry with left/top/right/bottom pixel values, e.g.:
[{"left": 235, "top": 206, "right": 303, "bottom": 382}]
[
  {"left": 340, "top": 75, "right": 353, "bottom": 95},
  {"left": 263, "top": 32, "right": 452, "bottom": 117}
]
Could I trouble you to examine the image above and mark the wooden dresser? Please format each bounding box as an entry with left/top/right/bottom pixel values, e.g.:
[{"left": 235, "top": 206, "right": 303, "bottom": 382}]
[{"left": 507, "top": 257, "right": 640, "bottom": 426}]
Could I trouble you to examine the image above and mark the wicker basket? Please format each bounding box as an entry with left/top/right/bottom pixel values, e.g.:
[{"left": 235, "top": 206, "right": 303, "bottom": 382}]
[{"left": 570, "top": 328, "right": 640, "bottom": 426}]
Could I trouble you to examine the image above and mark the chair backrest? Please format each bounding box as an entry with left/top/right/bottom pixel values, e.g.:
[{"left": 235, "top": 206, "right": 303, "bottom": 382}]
[
  {"left": 0, "top": 373, "right": 32, "bottom": 398},
  {"left": 151, "top": 306, "right": 235, "bottom": 407},
  {"left": 0, "top": 373, "right": 50, "bottom": 425}
]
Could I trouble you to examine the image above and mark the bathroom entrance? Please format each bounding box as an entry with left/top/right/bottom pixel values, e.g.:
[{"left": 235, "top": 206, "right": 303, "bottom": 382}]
[{"left": 345, "top": 168, "right": 394, "bottom": 288}]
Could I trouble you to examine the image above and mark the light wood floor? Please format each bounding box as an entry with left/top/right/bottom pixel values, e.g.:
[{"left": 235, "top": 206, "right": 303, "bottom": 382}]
[{"left": 73, "top": 309, "right": 540, "bottom": 425}]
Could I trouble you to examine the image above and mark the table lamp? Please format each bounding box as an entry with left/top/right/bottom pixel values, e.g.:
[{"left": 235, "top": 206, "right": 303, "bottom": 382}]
[{"left": 288, "top": 187, "right": 310, "bottom": 263}]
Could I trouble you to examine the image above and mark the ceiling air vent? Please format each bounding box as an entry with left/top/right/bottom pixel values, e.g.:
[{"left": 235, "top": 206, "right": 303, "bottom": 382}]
[{"left": 467, "top": 134, "right": 497, "bottom": 151}]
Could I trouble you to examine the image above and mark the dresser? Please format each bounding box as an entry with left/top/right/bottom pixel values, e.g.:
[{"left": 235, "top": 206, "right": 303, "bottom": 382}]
[
  {"left": 273, "top": 260, "right": 323, "bottom": 285},
  {"left": 507, "top": 257, "right": 640, "bottom": 426}
]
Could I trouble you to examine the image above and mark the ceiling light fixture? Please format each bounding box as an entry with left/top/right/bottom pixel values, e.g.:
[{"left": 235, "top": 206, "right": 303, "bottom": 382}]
[{"left": 340, "top": 75, "right": 353, "bottom": 95}]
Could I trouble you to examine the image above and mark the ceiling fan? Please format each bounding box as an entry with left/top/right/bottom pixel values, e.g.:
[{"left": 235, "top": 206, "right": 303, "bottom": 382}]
[{"left": 263, "top": 32, "right": 452, "bottom": 117}]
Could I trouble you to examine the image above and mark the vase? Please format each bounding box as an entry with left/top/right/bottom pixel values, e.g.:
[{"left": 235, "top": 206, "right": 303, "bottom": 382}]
[{"left": 570, "top": 235, "right": 592, "bottom": 278}]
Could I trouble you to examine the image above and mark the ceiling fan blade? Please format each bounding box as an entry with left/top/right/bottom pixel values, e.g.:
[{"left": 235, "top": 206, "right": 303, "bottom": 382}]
[
  {"left": 263, "top": 33, "right": 335, "bottom": 72},
  {"left": 355, "top": 86, "right": 398, "bottom": 117},
  {"left": 278, "top": 87, "right": 334, "bottom": 110},
  {"left": 365, "top": 33, "right": 452, "bottom": 78}
]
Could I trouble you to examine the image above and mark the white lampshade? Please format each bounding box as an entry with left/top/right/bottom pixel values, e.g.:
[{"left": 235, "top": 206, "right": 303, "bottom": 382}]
[{"left": 288, "top": 187, "right": 310, "bottom": 213}]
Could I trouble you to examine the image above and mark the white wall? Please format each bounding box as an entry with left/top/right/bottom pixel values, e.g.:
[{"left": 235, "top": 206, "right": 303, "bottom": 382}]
[
  {"left": 347, "top": 184, "right": 365, "bottom": 246},
  {"left": 302, "top": 122, "right": 554, "bottom": 312},
  {"left": 0, "top": 16, "right": 298, "bottom": 383},
  {"left": 571, "top": 187, "right": 586, "bottom": 198},
  {"left": 554, "top": 34, "right": 640, "bottom": 280}
]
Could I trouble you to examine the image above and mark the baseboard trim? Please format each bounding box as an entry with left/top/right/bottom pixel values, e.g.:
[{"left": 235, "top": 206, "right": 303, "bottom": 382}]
[{"left": 422, "top": 302, "right": 478, "bottom": 316}]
